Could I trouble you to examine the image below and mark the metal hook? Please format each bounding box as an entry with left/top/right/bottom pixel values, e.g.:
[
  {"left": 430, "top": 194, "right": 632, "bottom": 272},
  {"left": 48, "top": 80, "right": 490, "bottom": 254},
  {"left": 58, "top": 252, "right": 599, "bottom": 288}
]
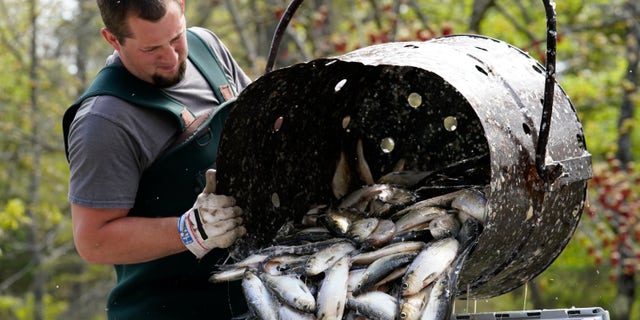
[
  {"left": 265, "top": 0, "right": 305, "bottom": 73},
  {"left": 536, "top": 0, "right": 562, "bottom": 184}
]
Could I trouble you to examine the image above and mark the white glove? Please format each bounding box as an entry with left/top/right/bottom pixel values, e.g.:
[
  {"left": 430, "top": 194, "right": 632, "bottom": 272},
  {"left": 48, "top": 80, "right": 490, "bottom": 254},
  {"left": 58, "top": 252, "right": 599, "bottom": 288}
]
[{"left": 178, "top": 169, "right": 246, "bottom": 258}]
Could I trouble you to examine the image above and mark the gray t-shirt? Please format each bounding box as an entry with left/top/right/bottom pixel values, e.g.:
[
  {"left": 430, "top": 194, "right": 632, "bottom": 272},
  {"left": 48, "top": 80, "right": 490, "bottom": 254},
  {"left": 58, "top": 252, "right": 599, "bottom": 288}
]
[{"left": 67, "top": 27, "right": 252, "bottom": 209}]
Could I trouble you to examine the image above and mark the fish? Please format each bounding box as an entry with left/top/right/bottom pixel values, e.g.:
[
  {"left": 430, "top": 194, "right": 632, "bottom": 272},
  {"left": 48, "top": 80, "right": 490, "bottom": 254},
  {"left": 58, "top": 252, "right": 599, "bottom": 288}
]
[
  {"left": 421, "top": 234, "right": 478, "bottom": 320},
  {"left": 209, "top": 266, "right": 247, "bottom": 283},
  {"left": 278, "top": 304, "right": 316, "bottom": 320},
  {"left": 258, "top": 273, "right": 317, "bottom": 312},
  {"left": 262, "top": 254, "right": 309, "bottom": 275},
  {"left": 451, "top": 188, "right": 487, "bottom": 223},
  {"left": 316, "top": 256, "right": 350, "bottom": 319},
  {"left": 347, "top": 291, "right": 398, "bottom": 320},
  {"left": 394, "top": 206, "right": 447, "bottom": 234},
  {"left": 353, "top": 251, "right": 418, "bottom": 295},
  {"left": 402, "top": 237, "right": 460, "bottom": 296},
  {"left": 372, "top": 264, "right": 408, "bottom": 291},
  {"left": 351, "top": 241, "right": 424, "bottom": 265},
  {"left": 348, "top": 217, "right": 380, "bottom": 243},
  {"left": 390, "top": 228, "right": 433, "bottom": 244},
  {"left": 399, "top": 284, "right": 431, "bottom": 320},
  {"left": 241, "top": 270, "right": 280, "bottom": 320},
  {"left": 419, "top": 276, "right": 450, "bottom": 320},
  {"left": 367, "top": 185, "right": 417, "bottom": 217},
  {"left": 216, "top": 252, "right": 270, "bottom": 270},
  {"left": 429, "top": 213, "right": 462, "bottom": 240},
  {"left": 320, "top": 208, "right": 361, "bottom": 236},
  {"left": 362, "top": 219, "right": 397, "bottom": 249},
  {"left": 332, "top": 150, "right": 351, "bottom": 199},
  {"left": 356, "top": 138, "right": 375, "bottom": 185},
  {"left": 305, "top": 240, "right": 356, "bottom": 276},
  {"left": 259, "top": 237, "right": 346, "bottom": 256}
]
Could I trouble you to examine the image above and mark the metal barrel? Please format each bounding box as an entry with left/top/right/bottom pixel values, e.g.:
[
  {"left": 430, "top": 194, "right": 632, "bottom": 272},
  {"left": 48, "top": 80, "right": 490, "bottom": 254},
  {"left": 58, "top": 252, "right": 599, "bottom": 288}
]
[{"left": 216, "top": 34, "right": 592, "bottom": 298}]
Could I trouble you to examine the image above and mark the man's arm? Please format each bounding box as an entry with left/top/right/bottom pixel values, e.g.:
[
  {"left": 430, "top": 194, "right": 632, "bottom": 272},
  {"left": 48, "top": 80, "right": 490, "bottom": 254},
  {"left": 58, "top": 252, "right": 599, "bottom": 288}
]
[{"left": 71, "top": 204, "right": 186, "bottom": 265}]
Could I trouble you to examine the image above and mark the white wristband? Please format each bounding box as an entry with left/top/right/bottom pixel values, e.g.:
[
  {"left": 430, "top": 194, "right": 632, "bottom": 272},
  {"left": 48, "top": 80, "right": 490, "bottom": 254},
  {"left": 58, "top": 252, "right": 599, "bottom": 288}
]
[{"left": 178, "top": 208, "right": 210, "bottom": 259}]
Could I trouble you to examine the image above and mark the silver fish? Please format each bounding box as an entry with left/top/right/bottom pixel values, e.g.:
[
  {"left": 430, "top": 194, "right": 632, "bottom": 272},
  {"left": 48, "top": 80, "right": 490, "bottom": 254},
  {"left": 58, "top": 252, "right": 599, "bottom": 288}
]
[
  {"left": 347, "top": 268, "right": 366, "bottom": 294},
  {"left": 373, "top": 265, "right": 408, "bottom": 291},
  {"left": 339, "top": 184, "right": 387, "bottom": 212},
  {"left": 259, "top": 273, "right": 317, "bottom": 313},
  {"left": 362, "top": 218, "right": 397, "bottom": 249},
  {"left": 421, "top": 234, "right": 478, "bottom": 320},
  {"left": 394, "top": 206, "right": 447, "bottom": 234},
  {"left": 351, "top": 241, "right": 424, "bottom": 265},
  {"left": 347, "top": 291, "right": 397, "bottom": 320},
  {"left": 429, "top": 213, "right": 462, "bottom": 240},
  {"left": 262, "top": 254, "right": 309, "bottom": 275},
  {"left": 278, "top": 304, "right": 316, "bottom": 320},
  {"left": 216, "top": 253, "right": 270, "bottom": 271},
  {"left": 242, "top": 270, "right": 280, "bottom": 320},
  {"left": 399, "top": 285, "right": 431, "bottom": 320},
  {"left": 260, "top": 237, "right": 346, "bottom": 256},
  {"left": 305, "top": 240, "right": 356, "bottom": 276},
  {"left": 321, "top": 208, "right": 361, "bottom": 236},
  {"left": 332, "top": 150, "right": 351, "bottom": 199},
  {"left": 316, "top": 256, "right": 350, "bottom": 320},
  {"left": 451, "top": 188, "right": 487, "bottom": 223},
  {"left": 419, "top": 275, "right": 452, "bottom": 320},
  {"left": 209, "top": 267, "right": 247, "bottom": 283},
  {"left": 353, "top": 252, "right": 418, "bottom": 296},
  {"left": 348, "top": 217, "right": 380, "bottom": 243},
  {"left": 356, "top": 138, "right": 375, "bottom": 185},
  {"left": 402, "top": 237, "right": 459, "bottom": 296}
]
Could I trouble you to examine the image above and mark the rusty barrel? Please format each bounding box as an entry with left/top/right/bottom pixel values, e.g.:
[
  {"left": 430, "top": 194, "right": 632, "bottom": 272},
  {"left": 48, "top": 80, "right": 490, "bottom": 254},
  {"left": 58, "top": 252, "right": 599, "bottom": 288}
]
[{"left": 216, "top": 34, "right": 592, "bottom": 298}]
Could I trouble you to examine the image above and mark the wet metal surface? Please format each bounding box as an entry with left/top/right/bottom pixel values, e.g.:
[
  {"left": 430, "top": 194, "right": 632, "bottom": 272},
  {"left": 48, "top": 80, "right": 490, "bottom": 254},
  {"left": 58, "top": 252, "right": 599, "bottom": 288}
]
[{"left": 216, "top": 35, "right": 591, "bottom": 298}]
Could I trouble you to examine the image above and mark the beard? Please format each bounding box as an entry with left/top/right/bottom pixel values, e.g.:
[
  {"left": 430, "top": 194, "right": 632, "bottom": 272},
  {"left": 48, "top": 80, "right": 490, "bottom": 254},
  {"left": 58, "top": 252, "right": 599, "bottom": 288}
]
[{"left": 152, "top": 60, "right": 187, "bottom": 88}]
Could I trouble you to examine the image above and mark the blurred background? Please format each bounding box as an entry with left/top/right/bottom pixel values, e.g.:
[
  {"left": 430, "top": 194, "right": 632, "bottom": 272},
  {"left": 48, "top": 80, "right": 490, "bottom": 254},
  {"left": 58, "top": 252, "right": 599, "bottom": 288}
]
[{"left": 0, "top": 0, "right": 638, "bottom": 319}]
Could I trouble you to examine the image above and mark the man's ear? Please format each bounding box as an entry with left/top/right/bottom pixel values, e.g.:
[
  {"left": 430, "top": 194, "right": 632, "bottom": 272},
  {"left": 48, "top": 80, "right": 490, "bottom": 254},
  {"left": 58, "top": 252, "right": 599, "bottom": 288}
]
[{"left": 101, "top": 27, "right": 121, "bottom": 51}]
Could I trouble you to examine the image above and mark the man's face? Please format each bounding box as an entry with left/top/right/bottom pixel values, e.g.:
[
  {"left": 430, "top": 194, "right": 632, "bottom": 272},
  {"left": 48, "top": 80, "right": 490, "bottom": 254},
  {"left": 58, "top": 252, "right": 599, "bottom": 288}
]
[{"left": 103, "top": 1, "right": 188, "bottom": 87}]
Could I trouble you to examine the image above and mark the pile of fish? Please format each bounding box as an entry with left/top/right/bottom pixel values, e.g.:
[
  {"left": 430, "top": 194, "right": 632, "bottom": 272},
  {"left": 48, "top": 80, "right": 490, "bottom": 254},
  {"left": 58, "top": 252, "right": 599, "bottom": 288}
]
[{"left": 210, "top": 182, "right": 487, "bottom": 320}]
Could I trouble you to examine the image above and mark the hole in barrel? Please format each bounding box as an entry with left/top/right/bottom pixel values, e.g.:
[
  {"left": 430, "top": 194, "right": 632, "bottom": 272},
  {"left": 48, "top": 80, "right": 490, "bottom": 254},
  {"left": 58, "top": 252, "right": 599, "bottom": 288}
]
[
  {"left": 380, "top": 137, "right": 395, "bottom": 153},
  {"left": 273, "top": 116, "right": 284, "bottom": 132},
  {"left": 342, "top": 115, "right": 351, "bottom": 130},
  {"left": 475, "top": 65, "right": 489, "bottom": 76},
  {"left": 532, "top": 64, "right": 544, "bottom": 74},
  {"left": 444, "top": 116, "right": 458, "bottom": 131},
  {"left": 523, "top": 123, "right": 531, "bottom": 135},
  {"left": 335, "top": 79, "right": 347, "bottom": 92},
  {"left": 271, "top": 192, "right": 281, "bottom": 208},
  {"left": 407, "top": 92, "right": 422, "bottom": 108}
]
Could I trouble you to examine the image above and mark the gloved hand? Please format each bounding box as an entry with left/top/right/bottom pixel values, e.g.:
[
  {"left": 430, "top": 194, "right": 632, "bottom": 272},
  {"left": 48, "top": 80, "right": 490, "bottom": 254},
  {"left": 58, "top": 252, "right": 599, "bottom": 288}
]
[{"left": 178, "top": 169, "right": 246, "bottom": 258}]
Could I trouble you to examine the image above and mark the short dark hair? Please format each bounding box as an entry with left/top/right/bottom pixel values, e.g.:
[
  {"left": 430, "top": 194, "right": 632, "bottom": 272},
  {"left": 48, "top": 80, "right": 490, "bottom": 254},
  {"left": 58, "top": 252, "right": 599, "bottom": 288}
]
[{"left": 96, "top": 0, "right": 182, "bottom": 43}]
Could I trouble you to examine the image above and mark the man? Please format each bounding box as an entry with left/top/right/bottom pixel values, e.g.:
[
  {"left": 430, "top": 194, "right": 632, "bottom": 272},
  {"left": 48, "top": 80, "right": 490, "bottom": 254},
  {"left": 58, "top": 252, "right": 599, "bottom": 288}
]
[{"left": 63, "top": 0, "right": 251, "bottom": 318}]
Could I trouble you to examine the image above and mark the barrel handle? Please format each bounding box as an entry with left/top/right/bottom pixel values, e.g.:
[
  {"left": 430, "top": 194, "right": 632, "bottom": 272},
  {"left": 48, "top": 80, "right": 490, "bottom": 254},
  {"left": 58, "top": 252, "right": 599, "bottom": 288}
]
[{"left": 265, "top": 0, "right": 560, "bottom": 185}]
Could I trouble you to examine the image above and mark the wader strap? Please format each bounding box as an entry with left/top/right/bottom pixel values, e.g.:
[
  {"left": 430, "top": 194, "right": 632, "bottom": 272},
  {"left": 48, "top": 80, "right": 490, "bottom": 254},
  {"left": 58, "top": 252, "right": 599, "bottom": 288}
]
[{"left": 186, "top": 29, "right": 235, "bottom": 102}]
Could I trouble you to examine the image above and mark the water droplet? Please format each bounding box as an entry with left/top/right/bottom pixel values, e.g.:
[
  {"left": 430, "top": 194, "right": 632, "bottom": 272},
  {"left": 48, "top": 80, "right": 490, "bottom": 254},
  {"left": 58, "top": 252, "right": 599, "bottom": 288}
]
[
  {"left": 273, "top": 116, "right": 284, "bottom": 132},
  {"left": 407, "top": 92, "right": 422, "bottom": 108},
  {"left": 380, "top": 137, "right": 395, "bottom": 153},
  {"left": 271, "top": 193, "right": 281, "bottom": 208},
  {"left": 334, "top": 79, "right": 347, "bottom": 92},
  {"left": 444, "top": 116, "right": 458, "bottom": 131}
]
